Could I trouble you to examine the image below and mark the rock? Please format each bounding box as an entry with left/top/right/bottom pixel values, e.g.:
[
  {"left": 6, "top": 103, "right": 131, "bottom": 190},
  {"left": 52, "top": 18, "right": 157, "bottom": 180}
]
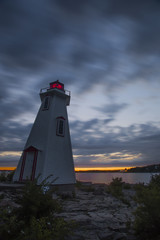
[
  {"left": 68, "top": 230, "right": 100, "bottom": 240},
  {"left": 0, "top": 183, "right": 137, "bottom": 240},
  {"left": 112, "top": 232, "right": 127, "bottom": 240},
  {"left": 94, "top": 188, "right": 104, "bottom": 195},
  {"left": 0, "top": 197, "right": 20, "bottom": 208},
  {"left": 98, "top": 230, "right": 115, "bottom": 240},
  {"left": 59, "top": 191, "right": 74, "bottom": 199},
  {"left": 70, "top": 213, "right": 91, "bottom": 224},
  {"left": 125, "top": 236, "right": 137, "bottom": 240}
]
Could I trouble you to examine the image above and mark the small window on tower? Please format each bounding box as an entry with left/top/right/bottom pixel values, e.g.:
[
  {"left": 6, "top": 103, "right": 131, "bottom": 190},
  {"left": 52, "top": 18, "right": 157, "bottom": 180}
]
[
  {"left": 56, "top": 117, "right": 65, "bottom": 136},
  {"left": 43, "top": 96, "right": 50, "bottom": 110}
]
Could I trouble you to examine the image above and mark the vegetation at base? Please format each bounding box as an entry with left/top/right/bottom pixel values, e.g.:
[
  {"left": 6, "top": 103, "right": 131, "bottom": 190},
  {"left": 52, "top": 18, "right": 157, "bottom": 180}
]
[
  {"left": 106, "top": 177, "right": 131, "bottom": 206},
  {"left": 133, "top": 174, "right": 160, "bottom": 240},
  {"left": 107, "top": 177, "right": 124, "bottom": 198},
  {"left": 0, "top": 177, "right": 72, "bottom": 240},
  {"left": 0, "top": 170, "right": 15, "bottom": 182},
  {"left": 75, "top": 180, "right": 95, "bottom": 192}
]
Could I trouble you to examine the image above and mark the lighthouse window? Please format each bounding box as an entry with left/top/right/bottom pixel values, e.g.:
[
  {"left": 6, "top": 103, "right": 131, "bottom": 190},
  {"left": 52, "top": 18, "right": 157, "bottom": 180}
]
[
  {"left": 59, "top": 120, "right": 64, "bottom": 134},
  {"left": 56, "top": 118, "right": 65, "bottom": 136},
  {"left": 43, "top": 96, "right": 50, "bottom": 110}
]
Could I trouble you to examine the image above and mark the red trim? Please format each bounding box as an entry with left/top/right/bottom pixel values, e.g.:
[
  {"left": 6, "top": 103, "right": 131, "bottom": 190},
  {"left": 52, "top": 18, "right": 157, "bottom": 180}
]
[
  {"left": 24, "top": 146, "right": 38, "bottom": 152},
  {"left": 19, "top": 146, "right": 39, "bottom": 182},
  {"left": 56, "top": 116, "right": 65, "bottom": 120},
  {"left": 31, "top": 151, "right": 38, "bottom": 181},
  {"left": 19, "top": 151, "right": 27, "bottom": 181}
]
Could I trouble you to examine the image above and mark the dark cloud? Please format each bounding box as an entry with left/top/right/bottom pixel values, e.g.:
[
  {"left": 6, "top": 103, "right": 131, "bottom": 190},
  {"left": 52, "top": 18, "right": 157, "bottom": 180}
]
[
  {"left": 0, "top": 0, "right": 160, "bottom": 89},
  {"left": 0, "top": 0, "right": 160, "bottom": 168},
  {"left": 95, "top": 103, "right": 128, "bottom": 116},
  {"left": 0, "top": 117, "right": 160, "bottom": 167},
  {"left": 70, "top": 119, "right": 160, "bottom": 166},
  {"left": 0, "top": 122, "right": 32, "bottom": 151}
]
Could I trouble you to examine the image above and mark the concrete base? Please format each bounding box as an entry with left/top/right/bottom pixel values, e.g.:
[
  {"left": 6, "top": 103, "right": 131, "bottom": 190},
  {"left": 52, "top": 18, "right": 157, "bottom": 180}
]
[
  {"left": 51, "top": 183, "right": 75, "bottom": 192},
  {"left": 11, "top": 181, "right": 75, "bottom": 193}
]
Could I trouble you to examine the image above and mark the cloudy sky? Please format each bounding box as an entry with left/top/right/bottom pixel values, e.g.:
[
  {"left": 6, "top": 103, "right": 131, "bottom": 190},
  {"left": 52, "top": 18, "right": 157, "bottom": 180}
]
[{"left": 0, "top": 0, "right": 160, "bottom": 170}]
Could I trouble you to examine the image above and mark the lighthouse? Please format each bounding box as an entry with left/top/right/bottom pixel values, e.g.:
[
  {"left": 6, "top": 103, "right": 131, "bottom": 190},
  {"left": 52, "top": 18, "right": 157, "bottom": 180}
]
[{"left": 13, "top": 80, "right": 76, "bottom": 189}]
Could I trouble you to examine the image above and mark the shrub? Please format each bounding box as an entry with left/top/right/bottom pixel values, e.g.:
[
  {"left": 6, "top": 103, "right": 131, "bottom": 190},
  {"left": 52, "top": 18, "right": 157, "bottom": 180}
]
[
  {"left": 133, "top": 174, "right": 160, "bottom": 240},
  {"left": 0, "top": 171, "right": 7, "bottom": 182},
  {"left": 123, "top": 182, "right": 131, "bottom": 190},
  {"left": 75, "top": 180, "right": 83, "bottom": 188},
  {"left": 107, "top": 177, "right": 131, "bottom": 206},
  {"left": 7, "top": 170, "right": 15, "bottom": 182},
  {"left": 15, "top": 178, "right": 61, "bottom": 222},
  {"left": 107, "top": 177, "right": 124, "bottom": 198},
  {"left": 0, "top": 177, "right": 71, "bottom": 240},
  {"left": 149, "top": 174, "right": 160, "bottom": 189},
  {"left": 0, "top": 170, "right": 15, "bottom": 182},
  {"left": 75, "top": 181, "right": 94, "bottom": 192}
]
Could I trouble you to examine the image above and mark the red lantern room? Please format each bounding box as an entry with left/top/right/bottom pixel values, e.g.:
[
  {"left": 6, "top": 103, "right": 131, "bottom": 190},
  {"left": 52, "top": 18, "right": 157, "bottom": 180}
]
[{"left": 50, "top": 80, "right": 64, "bottom": 91}]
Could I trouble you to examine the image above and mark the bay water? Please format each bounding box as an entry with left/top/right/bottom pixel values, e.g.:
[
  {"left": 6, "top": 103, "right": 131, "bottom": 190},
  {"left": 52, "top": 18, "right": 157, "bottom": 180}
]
[{"left": 76, "top": 172, "right": 160, "bottom": 185}]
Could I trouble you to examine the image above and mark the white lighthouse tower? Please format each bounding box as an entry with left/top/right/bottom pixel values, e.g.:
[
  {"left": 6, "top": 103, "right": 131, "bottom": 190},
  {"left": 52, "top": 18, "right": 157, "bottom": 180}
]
[{"left": 13, "top": 80, "right": 76, "bottom": 188}]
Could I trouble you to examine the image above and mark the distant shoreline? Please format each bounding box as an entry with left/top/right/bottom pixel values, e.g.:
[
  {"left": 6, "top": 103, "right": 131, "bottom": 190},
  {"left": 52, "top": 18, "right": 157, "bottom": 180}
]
[
  {"left": 0, "top": 163, "right": 160, "bottom": 174},
  {"left": 76, "top": 170, "right": 160, "bottom": 173}
]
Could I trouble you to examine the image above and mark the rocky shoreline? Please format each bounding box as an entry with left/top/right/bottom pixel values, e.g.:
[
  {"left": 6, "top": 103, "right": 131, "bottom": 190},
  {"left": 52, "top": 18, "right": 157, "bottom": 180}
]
[
  {"left": 57, "top": 183, "right": 137, "bottom": 240},
  {"left": 0, "top": 182, "right": 137, "bottom": 240}
]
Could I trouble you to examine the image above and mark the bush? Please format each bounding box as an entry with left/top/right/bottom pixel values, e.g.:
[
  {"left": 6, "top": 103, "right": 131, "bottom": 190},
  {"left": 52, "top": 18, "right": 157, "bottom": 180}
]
[
  {"left": 0, "top": 171, "right": 7, "bottom": 182},
  {"left": 107, "top": 177, "right": 124, "bottom": 198},
  {"left": 7, "top": 170, "right": 15, "bottom": 182},
  {"left": 15, "top": 178, "right": 61, "bottom": 222},
  {"left": 0, "top": 177, "right": 71, "bottom": 240},
  {"left": 134, "top": 174, "right": 160, "bottom": 240},
  {"left": 75, "top": 181, "right": 94, "bottom": 192},
  {"left": 149, "top": 174, "right": 160, "bottom": 189},
  {"left": 0, "top": 170, "right": 15, "bottom": 182},
  {"left": 107, "top": 177, "right": 131, "bottom": 206}
]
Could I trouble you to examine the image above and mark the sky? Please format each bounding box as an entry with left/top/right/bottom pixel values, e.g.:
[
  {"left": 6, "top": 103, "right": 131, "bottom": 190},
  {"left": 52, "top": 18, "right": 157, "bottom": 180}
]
[{"left": 0, "top": 0, "right": 160, "bottom": 170}]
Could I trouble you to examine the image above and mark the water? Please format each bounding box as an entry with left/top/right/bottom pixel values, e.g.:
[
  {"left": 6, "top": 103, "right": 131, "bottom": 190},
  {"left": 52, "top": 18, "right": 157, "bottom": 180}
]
[{"left": 76, "top": 172, "right": 160, "bottom": 185}]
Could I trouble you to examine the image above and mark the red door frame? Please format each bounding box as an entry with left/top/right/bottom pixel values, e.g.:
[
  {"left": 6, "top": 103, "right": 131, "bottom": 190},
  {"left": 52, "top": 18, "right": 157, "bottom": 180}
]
[{"left": 19, "top": 146, "right": 38, "bottom": 181}]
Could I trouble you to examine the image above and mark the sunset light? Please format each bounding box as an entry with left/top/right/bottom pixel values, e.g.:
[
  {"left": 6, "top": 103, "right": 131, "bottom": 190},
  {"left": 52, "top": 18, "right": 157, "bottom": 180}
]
[
  {"left": 0, "top": 2, "right": 160, "bottom": 239},
  {"left": 0, "top": 151, "right": 22, "bottom": 157},
  {"left": 75, "top": 167, "right": 132, "bottom": 172},
  {"left": 0, "top": 0, "right": 160, "bottom": 174},
  {"left": 0, "top": 167, "right": 16, "bottom": 171}
]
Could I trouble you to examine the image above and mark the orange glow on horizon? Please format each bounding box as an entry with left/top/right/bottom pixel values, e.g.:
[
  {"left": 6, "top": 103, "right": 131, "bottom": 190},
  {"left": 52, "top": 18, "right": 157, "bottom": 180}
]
[
  {"left": 75, "top": 166, "right": 133, "bottom": 171},
  {"left": 0, "top": 166, "right": 133, "bottom": 172},
  {"left": 0, "top": 167, "right": 16, "bottom": 171}
]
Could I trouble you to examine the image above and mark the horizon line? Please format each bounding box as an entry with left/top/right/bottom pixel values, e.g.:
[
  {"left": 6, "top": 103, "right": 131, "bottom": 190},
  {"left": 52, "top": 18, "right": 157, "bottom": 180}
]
[
  {"left": 75, "top": 167, "right": 133, "bottom": 172},
  {"left": 0, "top": 166, "right": 133, "bottom": 171}
]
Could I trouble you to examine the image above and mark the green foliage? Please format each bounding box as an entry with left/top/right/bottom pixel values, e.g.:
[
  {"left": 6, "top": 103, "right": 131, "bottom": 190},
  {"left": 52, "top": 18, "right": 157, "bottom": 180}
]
[
  {"left": 107, "top": 177, "right": 131, "bottom": 206},
  {"left": 0, "top": 177, "right": 71, "bottom": 240},
  {"left": 149, "top": 174, "right": 160, "bottom": 189},
  {"left": 0, "top": 193, "right": 4, "bottom": 200},
  {"left": 75, "top": 181, "right": 94, "bottom": 192},
  {"left": 134, "top": 174, "right": 160, "bottom": 240},
  {"left": 15, "top": 178, "right": 61, "bottom": 222},
  {"left": 0, "top": 170, "right": 15, "bottom": 182},
  {"left": 107, "top": 177, "right": 124, "bottom": 198},
  {"left": 0, "top": 171, "right": 7, "bottom": 182},
  {"left": 75, "top": 180, "right": 83, "bottom": 188},
  {"left": 123, "top": 183, "right": 131, "bottom": 190},
  {"left": 7, "top": 170, "right": 15, "bottom": 182},
  {"left": 109, "top": 177, "right": 124, "bottom": 188},
  {"left": 81, "top": 185, "right": 95, "bottom": 192},
  {"left": 24, "top": 216, "right": 70, "bottom": 240}
]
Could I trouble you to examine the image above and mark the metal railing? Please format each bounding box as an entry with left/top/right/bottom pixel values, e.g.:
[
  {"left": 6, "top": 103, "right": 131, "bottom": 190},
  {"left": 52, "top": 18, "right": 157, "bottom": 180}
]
[{"left": 40, "top": 87, "right": 70, "bottom": 96}]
